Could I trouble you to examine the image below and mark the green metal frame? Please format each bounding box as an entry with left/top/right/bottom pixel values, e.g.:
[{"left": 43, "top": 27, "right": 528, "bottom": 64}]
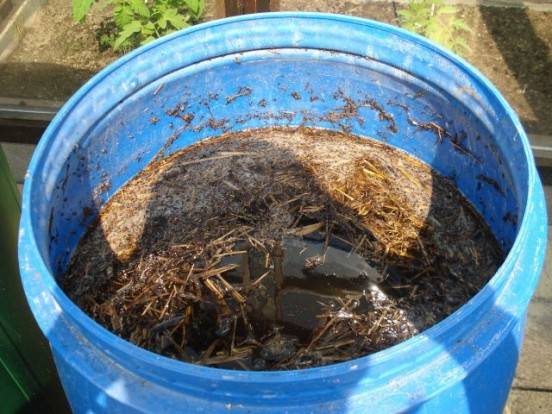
[{"left": 0, "top": 146, "right": 68, "bottom": 413}]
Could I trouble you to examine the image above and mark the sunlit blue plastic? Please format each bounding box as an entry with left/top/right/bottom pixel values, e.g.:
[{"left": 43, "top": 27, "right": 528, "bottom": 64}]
[{"left": 18, "top": 13, "right": 547, "bottom": 413}]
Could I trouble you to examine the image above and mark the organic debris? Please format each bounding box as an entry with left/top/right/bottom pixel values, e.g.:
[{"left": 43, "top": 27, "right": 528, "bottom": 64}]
[{"left": 62, "top": 127, "right": 503, "bottom": 370}]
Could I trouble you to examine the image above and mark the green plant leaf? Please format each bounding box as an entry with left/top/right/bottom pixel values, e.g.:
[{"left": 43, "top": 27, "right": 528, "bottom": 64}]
[
  {"left": 72, "top": 0, "right": 94, "bottom": 22},
  {"left": 167, "top": 14, "right": 188, "bottom": 29},
  {"left": 197, "top": 0, "right": 205, "bottom": 16},
  {"left": 129, "top": 0, "right": 150, "bottom": 17},
  {"left": 411, "top": 3, "right": 427, "bottom": 15},
  {"left": 141, "top": 35, "right": 156, "bottom": 45},
  {"left": 184, "top": 0, "right": 204, "bottom": 17},
  {"left": 100, "top": 0, "right": 203, "bottom": 51},
  {"left": 397, "top": 10, "right": 413, "bottom": 19},
  {"left": 142, "top": 21, "right": 156, "bottom": 36},
  {"left": 157, "top": 7, "right": 175, "bottom": 30},
  {"left": 114, "top": 20, "right": 142, "bottom": 50},
  {"left": 183, "top": 0, "right": 199, "bottom": 13},
  {"left": 152, "top": 1, "right": 167, "bottom": 15},
  {"left": 402, "top": 23, "right": 418, "bottom": 33},
  {"left": 114, "top": 5, "right": 135, "bottom": 27},
  {"left": 426, "top": 21, "right": 447, "bottom": 44},
  {"left": 452, "top": 19, "right": 474, "bottom": 34},
  {"left": 159, "top": 8, "right": 188, "bottom": 30},
  {"left": 158, "top": 17, "right": 167, "bottom": 30},
  {"left": 99, "top": 34, "right": 112, "bottom": 47},
  {"left": 438, "top": 5, "right": 457, "bottom": 15}
]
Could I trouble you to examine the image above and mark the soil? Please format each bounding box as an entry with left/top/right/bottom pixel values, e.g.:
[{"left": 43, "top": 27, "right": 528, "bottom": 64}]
[
  {"left": 61, "top": 126, "right": 503, "bottom": 370},
  {"left": 278, "top": 1, "right": 552, "bottom": 135},
  {"left": 463, "top": 6, "right": 552, "bottom": 136},
  {"left": 0, "top": 0, "right": 116, "bottom": 101},
  {"left": 1, "top": 2, "right": 550, "bottom": 134},
  {"left": 0, "top": 0, "right": 220, "bottom": 101}
]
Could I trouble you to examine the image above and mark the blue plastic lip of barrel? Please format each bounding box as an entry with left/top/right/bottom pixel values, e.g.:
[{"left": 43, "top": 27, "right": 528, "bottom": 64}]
[{"left": 18, "top": 11, "right": 541, "bottom": 387}]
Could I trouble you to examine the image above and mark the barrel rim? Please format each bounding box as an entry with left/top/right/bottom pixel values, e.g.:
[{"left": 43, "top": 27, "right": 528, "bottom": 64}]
[{"left": 19, "top": 12, "right": 540, "bottom": 385}]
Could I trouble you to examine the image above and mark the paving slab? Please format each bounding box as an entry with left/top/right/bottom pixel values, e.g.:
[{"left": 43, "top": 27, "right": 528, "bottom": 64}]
[
  {"left": 507, "top": 389, "right": 552, "bottom": 414},
  {"left": 507, "top": 169, "right": 552, "bottom": 412},
  {"left": 511, "top": 240, "right": 552, "bottom": 390}
]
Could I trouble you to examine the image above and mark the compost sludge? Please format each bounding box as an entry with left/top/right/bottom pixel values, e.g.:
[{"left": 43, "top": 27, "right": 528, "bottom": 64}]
[{"left": 61, "top": 127, "right": 503, "bottom": 370}]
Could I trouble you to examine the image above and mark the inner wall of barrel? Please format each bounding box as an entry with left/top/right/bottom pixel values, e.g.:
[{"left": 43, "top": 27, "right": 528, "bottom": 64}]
[{"left": 46, "top": 48, "right": 525, "bottom": 277}]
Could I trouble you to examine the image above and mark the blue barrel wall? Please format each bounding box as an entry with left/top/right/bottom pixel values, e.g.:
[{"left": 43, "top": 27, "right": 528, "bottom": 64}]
[{"left": 18, "top": 13, "right": 546, "bottom": 413}]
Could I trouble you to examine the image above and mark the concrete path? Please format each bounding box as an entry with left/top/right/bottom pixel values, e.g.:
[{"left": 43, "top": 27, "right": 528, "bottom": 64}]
[{"left": 507, "top": 169, "right": 552, "bottom": 412}]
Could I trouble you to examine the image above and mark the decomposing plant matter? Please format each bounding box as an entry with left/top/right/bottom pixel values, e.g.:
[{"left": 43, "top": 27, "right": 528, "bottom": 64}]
[{"left": 62, "top": 127, "right": 502, "bottom": 370}]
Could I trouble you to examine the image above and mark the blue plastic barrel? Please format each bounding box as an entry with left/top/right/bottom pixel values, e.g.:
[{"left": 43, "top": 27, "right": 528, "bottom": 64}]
[{"left": 18, "top": 13, "right": 547, "bottom": 413}]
